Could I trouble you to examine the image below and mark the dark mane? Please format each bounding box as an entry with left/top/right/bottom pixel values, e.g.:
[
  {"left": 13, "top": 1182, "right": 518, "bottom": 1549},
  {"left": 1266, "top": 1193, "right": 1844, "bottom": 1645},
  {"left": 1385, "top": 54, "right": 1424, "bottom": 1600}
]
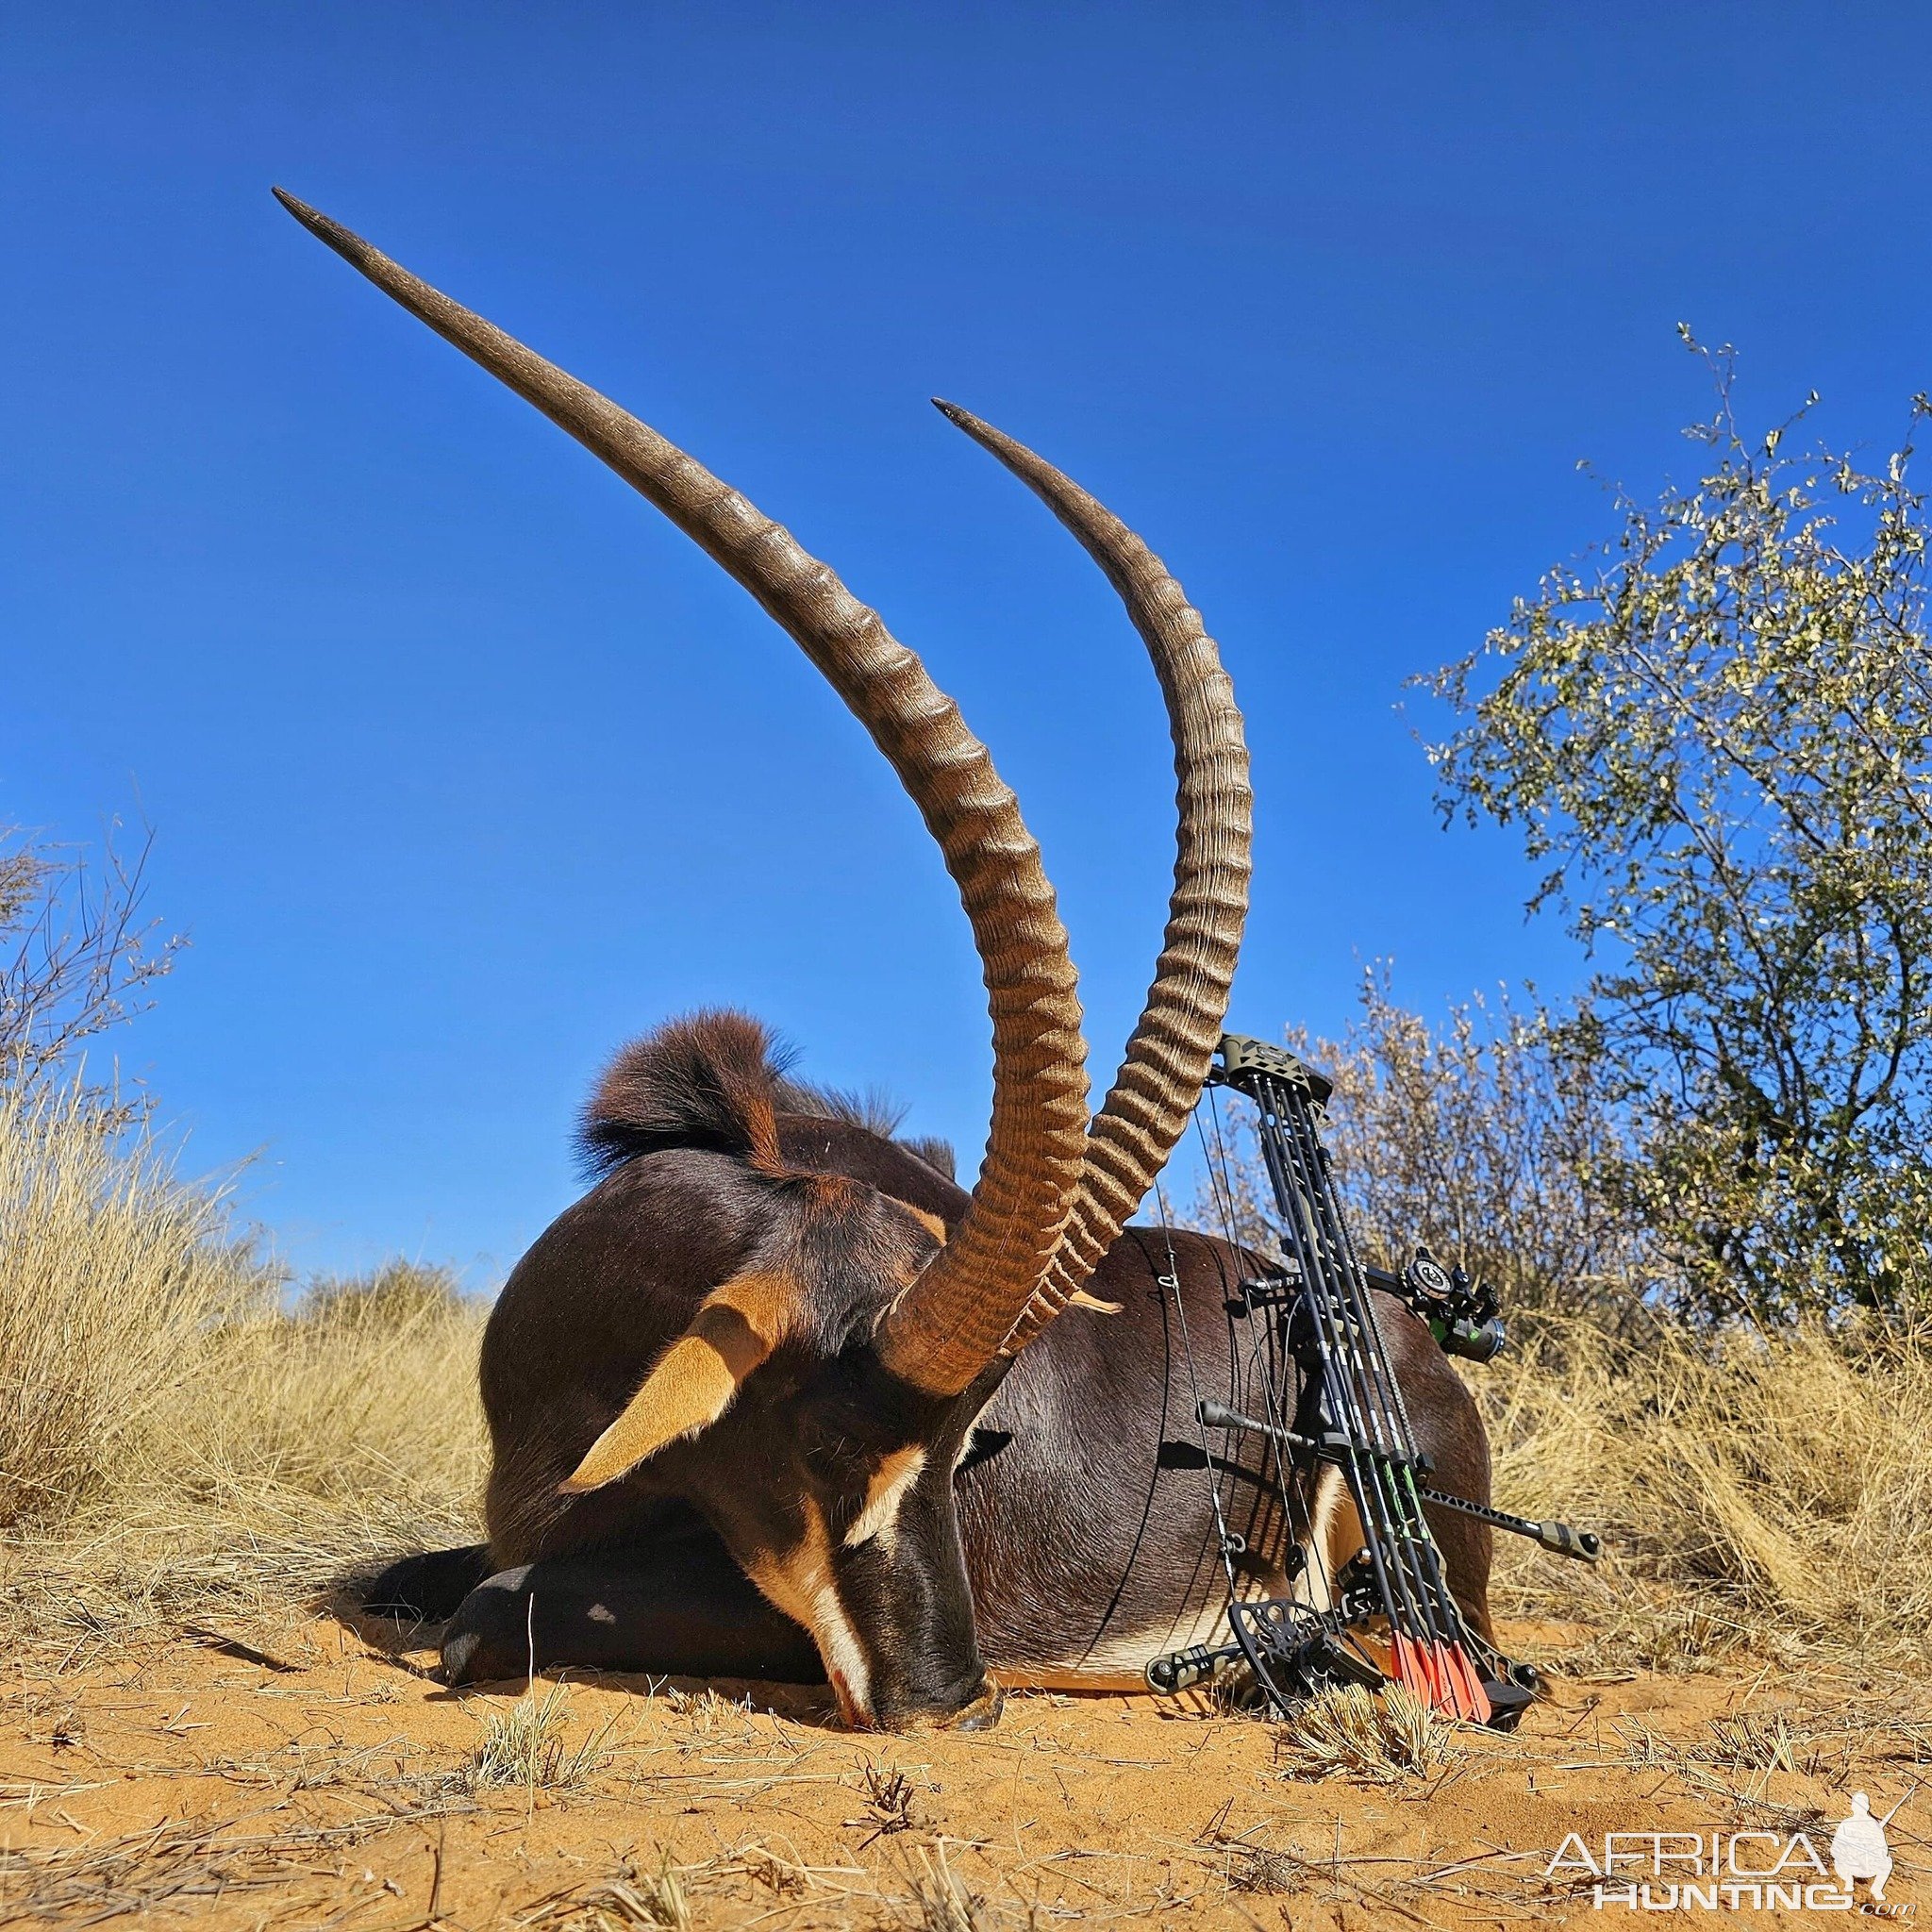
[
  {"left": 578, "top": 1010, "right": 956, "bottom": 1183},
  {"left": 575, "top": 1009, "right": 788, "bottom": 1179},
  {"left": 774, "top": 1074, "right": 957, "bottom": 1180}
]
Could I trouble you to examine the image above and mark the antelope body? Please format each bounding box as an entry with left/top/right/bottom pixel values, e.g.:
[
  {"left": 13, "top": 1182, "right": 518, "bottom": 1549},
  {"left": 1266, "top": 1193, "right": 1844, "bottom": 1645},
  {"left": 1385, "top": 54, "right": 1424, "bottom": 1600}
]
[{"left": 279, "top": 192, "right": 1497, "bottom": 1731}]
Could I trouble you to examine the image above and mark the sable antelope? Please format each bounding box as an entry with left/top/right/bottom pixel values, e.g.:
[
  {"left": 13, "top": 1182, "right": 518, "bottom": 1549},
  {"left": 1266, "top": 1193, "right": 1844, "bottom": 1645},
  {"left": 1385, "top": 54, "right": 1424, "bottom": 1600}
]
[{"left": 278, "top": 192, "right": 1498, "bottom": 1732}]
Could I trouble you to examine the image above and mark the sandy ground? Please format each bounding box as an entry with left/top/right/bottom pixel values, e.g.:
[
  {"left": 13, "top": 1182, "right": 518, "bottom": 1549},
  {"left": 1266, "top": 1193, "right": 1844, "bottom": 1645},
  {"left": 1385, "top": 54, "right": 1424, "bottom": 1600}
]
[{"left": 0, "top": 1616, "right": 1924, "bottom": 1930}]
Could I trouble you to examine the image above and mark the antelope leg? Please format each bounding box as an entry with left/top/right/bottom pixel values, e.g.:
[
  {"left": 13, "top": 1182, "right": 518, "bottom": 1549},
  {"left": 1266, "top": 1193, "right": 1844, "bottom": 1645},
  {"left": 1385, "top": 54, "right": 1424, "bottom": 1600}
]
[
  {"left": 440, "top": 1521, "right": 826, "bottom": 1687},
  {"left": 362, "top": 1544, "right": 492, "bottom": 1624}
]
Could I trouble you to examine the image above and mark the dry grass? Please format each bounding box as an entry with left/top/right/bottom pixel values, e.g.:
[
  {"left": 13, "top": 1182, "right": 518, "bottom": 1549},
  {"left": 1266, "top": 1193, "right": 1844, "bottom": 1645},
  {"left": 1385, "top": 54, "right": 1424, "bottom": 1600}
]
[
  {"left": 465, "top": 1676, "right": 624, "bottom": 1792},
  {"left": 534, "top": 1855, "right": 693, "bottom": 1931},
  {"left": 1273, "top": 1682, "right": 1463, "bottom": 1783},
  {"left": 896, "top": 1848, "right": 984, "bottom": 1932},
  {"left": 1478, "top": 1314, "right": 1932, "bottom": 1672},
  {"left": 0, "top": 1077, "right": 487, "bottom": 1645},
  {"left": 0, "top": 1807, "right": 473, "bottom": 1926},
  {"left": 0, "top": 1082, "right": 261, "bottom": 1530}
]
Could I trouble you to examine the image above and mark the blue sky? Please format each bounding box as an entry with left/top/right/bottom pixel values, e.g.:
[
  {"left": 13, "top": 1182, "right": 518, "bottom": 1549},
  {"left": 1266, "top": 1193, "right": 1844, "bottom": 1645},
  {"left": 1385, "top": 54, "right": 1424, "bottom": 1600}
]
[{"left": 7, "top": 5, "right": 1929, "bottom": 1286}]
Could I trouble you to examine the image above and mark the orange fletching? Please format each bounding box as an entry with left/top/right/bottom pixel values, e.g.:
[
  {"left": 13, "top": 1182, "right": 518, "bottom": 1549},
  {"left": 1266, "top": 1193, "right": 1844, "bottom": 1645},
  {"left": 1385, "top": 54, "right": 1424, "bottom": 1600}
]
[
  {"left": 1391, "top": 1631, "right": 1451, "bottom": 1713},
  {"left": 1434, "top": 1641, "right": 1492, "bottom": 1724}
]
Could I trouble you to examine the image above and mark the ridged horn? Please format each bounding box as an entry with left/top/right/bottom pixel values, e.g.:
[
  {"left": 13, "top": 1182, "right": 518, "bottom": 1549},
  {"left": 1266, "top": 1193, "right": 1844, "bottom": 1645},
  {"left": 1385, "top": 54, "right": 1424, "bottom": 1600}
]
[
  {"left": 275, "top": 191, "right": 1089, "bottom": 1398},
  {"left": 931, "top": 403, "right": 1251, "bottom": 1356}
]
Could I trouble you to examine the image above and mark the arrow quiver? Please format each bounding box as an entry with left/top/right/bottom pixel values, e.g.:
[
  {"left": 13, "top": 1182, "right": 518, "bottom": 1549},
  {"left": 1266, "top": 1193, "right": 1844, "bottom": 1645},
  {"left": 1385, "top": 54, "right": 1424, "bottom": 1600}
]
[{"left": 1145, "top": 1033, "right": 1602, "bottom": 1731}]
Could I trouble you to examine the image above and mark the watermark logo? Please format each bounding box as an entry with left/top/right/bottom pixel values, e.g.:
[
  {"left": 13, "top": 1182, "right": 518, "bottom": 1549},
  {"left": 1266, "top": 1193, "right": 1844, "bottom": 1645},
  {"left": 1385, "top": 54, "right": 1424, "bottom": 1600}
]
[
  {"left": 1832, "top": 1792, "right": 1895, "bottom": 1904},
  {"left": 1548, "top": 1793, "right": 1909, "bottom": 1914}
]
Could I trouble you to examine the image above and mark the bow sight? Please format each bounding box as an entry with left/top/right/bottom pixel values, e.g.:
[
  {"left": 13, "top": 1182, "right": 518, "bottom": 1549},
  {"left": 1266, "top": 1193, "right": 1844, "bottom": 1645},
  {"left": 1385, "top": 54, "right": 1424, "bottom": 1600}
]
[
  {"left": 1375, "top": 1250, "right": 1505, "bottom": 1365},
  {"left": 1144, "top": 1033, "right": 1602, "bottom": 1731}
]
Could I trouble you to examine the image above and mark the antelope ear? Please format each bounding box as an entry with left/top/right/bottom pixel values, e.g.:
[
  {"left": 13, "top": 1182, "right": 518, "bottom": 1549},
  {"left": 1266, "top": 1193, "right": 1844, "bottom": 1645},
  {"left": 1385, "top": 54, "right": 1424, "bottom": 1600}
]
[{"left": 558, "top": 1270, "right": 795, "bottom": 1494}]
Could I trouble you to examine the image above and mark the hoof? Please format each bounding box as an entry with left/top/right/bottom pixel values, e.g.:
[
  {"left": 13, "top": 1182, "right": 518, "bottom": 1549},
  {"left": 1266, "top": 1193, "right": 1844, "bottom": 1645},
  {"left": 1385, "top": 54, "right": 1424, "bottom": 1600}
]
[
  {"left": 439, "top": 1627, "right": 487, "bottom": 1685},
  {"left": 362, "top": 1544, "right": 491, "bottom": 1623},
  {"left": 439, "top": 1565, "right": 537, "bottom": 1684}
]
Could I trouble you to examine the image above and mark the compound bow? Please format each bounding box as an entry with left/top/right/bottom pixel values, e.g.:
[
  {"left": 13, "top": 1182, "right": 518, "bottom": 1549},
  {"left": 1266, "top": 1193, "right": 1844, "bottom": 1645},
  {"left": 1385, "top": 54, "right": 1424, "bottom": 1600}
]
[{"left": 1145, "top": 1034, "right": 1602, "bottom": 1731}]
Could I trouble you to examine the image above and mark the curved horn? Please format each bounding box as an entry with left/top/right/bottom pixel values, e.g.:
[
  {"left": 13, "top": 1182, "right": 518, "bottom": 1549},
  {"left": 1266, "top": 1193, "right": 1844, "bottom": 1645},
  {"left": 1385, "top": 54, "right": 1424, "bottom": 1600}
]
[
  {"left": 275, "top": 192, "right": 1088, "bottom": 1398},
  {"left": 931, "top": 404, "right": 1251, "bottom": 1356}
]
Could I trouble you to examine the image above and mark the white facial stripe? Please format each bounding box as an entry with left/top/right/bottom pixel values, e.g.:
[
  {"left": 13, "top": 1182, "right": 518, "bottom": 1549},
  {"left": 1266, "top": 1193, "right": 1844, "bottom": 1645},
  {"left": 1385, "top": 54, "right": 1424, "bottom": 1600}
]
[
  {"left": 804, "top": 1577, "right": 872, "bottom": 1724},
  {"left": 952, "top": 1399, "right": 1002, "bottom": 1471},
  {"left": 745, "top": 1500, "right": 874, "bottom": 1724},
  {"left": 844, "top": 1446, "right": 927, "bottom": 1552}
]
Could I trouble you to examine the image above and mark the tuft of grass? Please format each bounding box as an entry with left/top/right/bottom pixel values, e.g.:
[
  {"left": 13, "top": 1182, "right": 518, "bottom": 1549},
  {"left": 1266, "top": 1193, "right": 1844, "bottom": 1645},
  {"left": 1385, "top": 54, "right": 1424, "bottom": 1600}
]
[
  {"left": 0, "top": 1074, "right": 488, "bottom": 1644},
  {"left": 898, "top": 1848, "right": 983, "bottom": 1932},
  {"left": 1618, "top": 1705, "right": 1867, "bottom": 1790},
  {"left": 1273, "top": 1683, "right": 1461, "bottom": 1783},
  {"left": 466, "top": 1677, "right": 621, "bottom": 1793},
  {"left": 296, "top": 1258, "right": 470, "bottom": 1326},
  {"left": 537, "top": 1852, "right": 692, "bottom": 1931},
  {"left": 1691, "top": 1711, "right": 1804, "bottom": 1774}
]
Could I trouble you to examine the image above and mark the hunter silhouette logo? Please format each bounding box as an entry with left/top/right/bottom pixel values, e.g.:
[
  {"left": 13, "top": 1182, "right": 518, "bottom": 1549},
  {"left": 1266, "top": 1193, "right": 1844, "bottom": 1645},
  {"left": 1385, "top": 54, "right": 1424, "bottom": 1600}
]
[
  {"left": 1549, "top": 1795, "right": 1914, "bottom": 1912},
  {"left": 1831, "top": 1791, "right": 1900, "bottom": 1904}
]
